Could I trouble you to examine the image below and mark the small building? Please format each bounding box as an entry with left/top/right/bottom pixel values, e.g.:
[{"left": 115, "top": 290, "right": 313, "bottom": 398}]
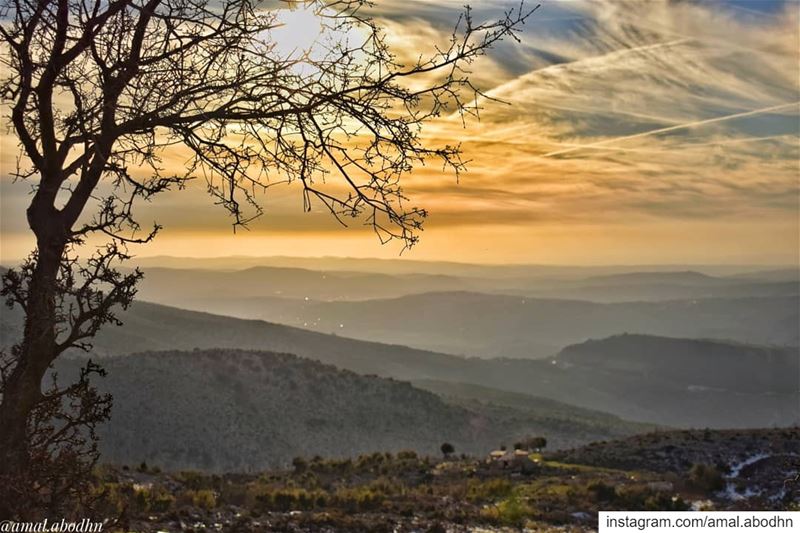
[{"left": 486, "top": 450, "right": 538, "bottom": 475}]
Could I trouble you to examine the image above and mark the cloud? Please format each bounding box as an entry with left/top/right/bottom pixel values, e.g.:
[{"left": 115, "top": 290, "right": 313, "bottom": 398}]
[
  {"left": 1, "top": 0, "right": 797, "bottom": 263},
  {"left": 381, "top": 0, "right": 799, "bottom": 230}
]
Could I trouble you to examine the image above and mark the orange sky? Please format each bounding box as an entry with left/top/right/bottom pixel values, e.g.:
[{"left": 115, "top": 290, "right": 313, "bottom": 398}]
[{"left": 1, "top": 0, "right": 798, "bottom": 265}]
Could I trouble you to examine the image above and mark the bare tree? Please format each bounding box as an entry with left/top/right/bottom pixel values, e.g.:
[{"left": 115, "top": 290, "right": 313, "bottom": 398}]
[
  {"left": 0, "top": 354, "right": 112, "bottom": 518},
  {"left": 0, "top": 0, "right": 535, "bottom": 516}
]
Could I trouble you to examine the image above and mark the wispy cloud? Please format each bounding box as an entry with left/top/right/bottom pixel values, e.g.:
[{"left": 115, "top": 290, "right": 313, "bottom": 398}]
[
  {"left": 1, "top": 0, "right": 797, "bottom": 263},
  {"left": 540, "top": 102, "right": 799, "bottom": 158},
  {"left": 378, "top": 0, "right": 799, "bottom": 234}
]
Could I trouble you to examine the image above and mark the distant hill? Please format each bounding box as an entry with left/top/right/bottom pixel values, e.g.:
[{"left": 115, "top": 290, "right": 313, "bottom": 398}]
[
  {"left": 55, "top": 349, "right": 478, "bottom": 472},
  {"left": 54, "top": 349, "right": 649, "bottom": 472},
  {"left": 525, "top": 279, "right": 797, "bottom": 304},
  {"left": 580, "top": 270, "right": 726, "bottom": 286},
  {"left": 129, "top": 263, "right": 799, "bottom": 314},
  {"left": 0, "top": 300, "right": 473, "bottom": 377},
  {"left": 5, "top": 262, "right": 797, "bottom": 308},
  {"left": 132, "top": 266, "right": 484, "bottom": 303},
  {"left": 528, "top": 270, "right": 798, "bottom": 303},
  {"left": 556, "top": 334, "right": 800, "bottom": 394},
  {"left": 127, "top": 255, "right": 796, "bottom": 279},
  {"left": 237, "top": 291, "right": 799, "bottom": 359},
  {"left": 3, "top": 303, "right": 797, "bottom": 428},
  {"left": 542, "top": 334, "right": 799, "bottom": 427},
  {"left": 726, "top": 268, "right": 800, "bottom": 283},
  {"left": 411, "top": 379, "right": 655, "bottom": 441}
]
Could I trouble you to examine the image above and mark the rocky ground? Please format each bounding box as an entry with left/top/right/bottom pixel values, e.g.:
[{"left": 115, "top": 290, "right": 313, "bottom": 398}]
[{"left": 88, "top": 428, "right": 798, "bottom": 532}]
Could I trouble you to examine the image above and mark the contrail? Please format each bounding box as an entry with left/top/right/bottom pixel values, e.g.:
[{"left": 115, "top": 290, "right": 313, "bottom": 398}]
[
  {"left": 543, "top": 134, "right": 798, "bottom": 156},
  {"left": 484, "top": 38, "right": 691, "bottom": 101},
  {"left": 541, "top": 102, "right": 800, "bottom": 158}
]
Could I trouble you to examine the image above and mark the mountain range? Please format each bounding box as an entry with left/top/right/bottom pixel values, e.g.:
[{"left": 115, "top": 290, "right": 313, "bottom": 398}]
[
  {"left": 195, "top": 291, "right": 799, "bottom": 359},
  {"left": 124, "top": 265, "right": 799, "bottom": 359},
  {"left": 128, "top": 256, "right": 799, "bottom": 280},
  {"left": 4, "top": 300, "right": 795, "bottom": 429},
  {"left": 131, "top": 264, "right": 800, "bottom": 306}
]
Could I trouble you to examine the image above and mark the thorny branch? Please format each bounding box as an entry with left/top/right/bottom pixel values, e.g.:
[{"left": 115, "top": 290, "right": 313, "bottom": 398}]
[{"left": 0, "top": 0, "right": 536, "bottom": 515}]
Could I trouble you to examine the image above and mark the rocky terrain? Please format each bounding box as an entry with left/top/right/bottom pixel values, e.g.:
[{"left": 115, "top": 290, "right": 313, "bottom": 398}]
[{"left": 85, "top": 428, "right": 798, "bottom": 532}]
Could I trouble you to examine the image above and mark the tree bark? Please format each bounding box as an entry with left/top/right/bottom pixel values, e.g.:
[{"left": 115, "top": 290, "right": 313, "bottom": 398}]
[{"left": 0, "top": 216, "right": 66, "bottom": 518}]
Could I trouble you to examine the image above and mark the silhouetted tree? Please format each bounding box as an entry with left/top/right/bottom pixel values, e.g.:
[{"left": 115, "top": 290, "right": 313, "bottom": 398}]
[
  {"left": 292, "top": 456, "right": 308, "bottom": 474},
  {"left": 0, "top": 0, "right": 535, "bottom": 518},
  {"left": 0, "top": 359, "right": 112, "bottom": 518},
  {"left": 520, "top": 436, "right": 547, "bottom": 451},
  {"left": 440, "top": 442, "right": 455, "bottom": 458}
]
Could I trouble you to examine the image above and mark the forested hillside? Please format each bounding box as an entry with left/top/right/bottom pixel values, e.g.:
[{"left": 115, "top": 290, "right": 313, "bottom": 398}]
[{"left": 54, "top": 349, "right": 651, "bottom": 471}]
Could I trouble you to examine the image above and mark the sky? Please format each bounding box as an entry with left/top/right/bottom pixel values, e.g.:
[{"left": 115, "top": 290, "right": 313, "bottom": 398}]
[{"left": 1, "top": 0, "right": 799, "bottom": 265}]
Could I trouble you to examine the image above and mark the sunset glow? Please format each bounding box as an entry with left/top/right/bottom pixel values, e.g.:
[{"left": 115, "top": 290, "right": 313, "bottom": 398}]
[{"left": 1, "top": 0, "right": 798, "bottom": 265}]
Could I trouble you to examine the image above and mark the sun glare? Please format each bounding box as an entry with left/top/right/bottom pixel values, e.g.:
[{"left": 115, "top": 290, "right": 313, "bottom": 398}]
[{"left": 271, "top": 4, "right": 324, "bottom": 59}]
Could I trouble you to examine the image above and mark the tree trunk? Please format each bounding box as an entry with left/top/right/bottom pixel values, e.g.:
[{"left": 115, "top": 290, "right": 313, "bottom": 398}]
[{"left": 0, "top": 231, "right": 65, "bottom": 519}]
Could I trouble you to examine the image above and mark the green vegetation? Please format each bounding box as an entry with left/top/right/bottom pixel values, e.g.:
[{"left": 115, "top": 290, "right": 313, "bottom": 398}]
[
  {"left": 49, "top": 349, "right": 656, "bottom": 472},
  {"left": 84, "top": 428, "right": 796, "bottom": 531},
  {"left": 688, "top": 464, "right": 725, "bottom": 493},
  {"left": 93, "top": 453, "right": 684, "bottom": 530}
]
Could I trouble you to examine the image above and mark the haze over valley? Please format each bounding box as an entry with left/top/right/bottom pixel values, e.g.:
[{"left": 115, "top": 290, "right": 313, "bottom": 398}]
[
  {"left": 3, "top": 257, "right": 796, "bottom": 443},
  {"left": 126, "top": 259, "right": 800, "bottom": 359}
]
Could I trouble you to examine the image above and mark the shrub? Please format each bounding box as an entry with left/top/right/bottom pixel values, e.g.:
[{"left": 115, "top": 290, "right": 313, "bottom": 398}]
[
  {"left": 292, "top": 456, "right": 308, "bottom": 474},
  {"left": 132, "top": 485, "right": 176, "bottom": 513},
  {"left": 176, "top": 471, "right": 216, "bottom": 491},
  {"left": 688, "top": 464, "right": 725, "bottom": 493},
  {"left": 521, "top": 436, "right": 547, "bottom": 451},
  {"left": 644, "top": 492, "right": 689, "bottom": 511},
  {"left": 177, "top": 489, "right": 217, "bottom": 510},
  {"left": 92, "top": 482, "right": 129, "bottom": 516},
  {"left": 150, "top": 487, "right": 176, "bottom": 512},
  {"left": 440, "top": 443, "right": 455, "bottom": 458},
  {"left": 272, "top": 490, "right": 295, "bottom": 512},
  {"left": 495, "top": 493, "right": 534, "bottom": 527},
  {"left": 467, "top": 478, "right": 512, "bottom": 502},
  {"left": 587, "top": 481, "right": 617, "bottom": 503},
  {"left": 218, "top": 483, "right": 248, "bottom": 507},
  {"left": 615, "top": 485, "right": 652, "bottom": 508},
  {"left": 332, "top": 487, "right": 387, "bottom": 512},
  {"left": 254, "top": 487, "right": 328, "bottom": 512}
]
